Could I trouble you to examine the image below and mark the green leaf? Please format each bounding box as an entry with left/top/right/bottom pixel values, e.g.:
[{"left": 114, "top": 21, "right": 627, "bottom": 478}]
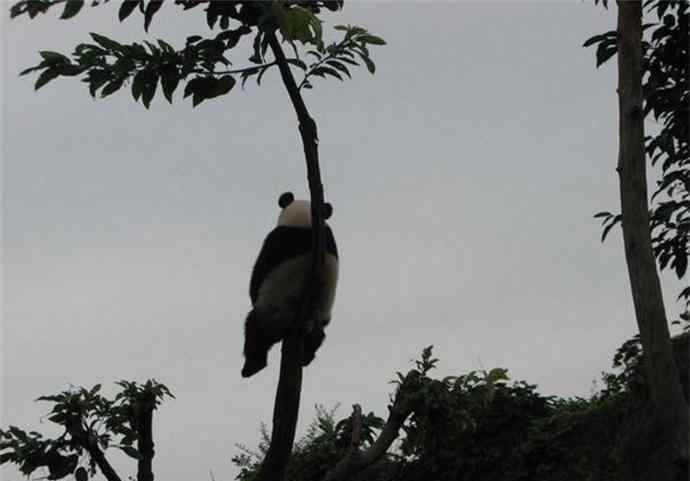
[
  {"left": 60, "top": 0, "right": 84, "bottom": 20},
  {"left": 256, "top": 65, "right": 270, "bottom": 86},
  {"left": 121, "top": 446, "right": 141, "bottom": 459},
  {"left": 35, "top": 68, "right": 59, "bottom": 90},
  {"left": 214, "top": 75, "right": 236, "bottom": 97},
  {"left": 275, "top": 4, "right": 324, "bottom": 50},
  {"left": 337, "top": 56, "right": 359, "bottom": 67},
  {"left": 582, "top": 34, "right": 604, "bottom": 48},
  {"left": 184, "top": 77, "right": 202, "bottom": 99},
  {"left": 56, "top": 64, "right": 83, "bottom": 76},
  {"left": 101, "top": 78, "right": 125, "bottom": 97},
  {"left": 601, "top": 219, "right": 619, "bottom": 242},
  {"left": 142, "top": 73, "right": 159, "bottom": 108},
  {"left": 0, "top": 452, "right": 16, "bottom": 464},
  {"left": 359, "top": 34, "right": 386, "bottom": 46},
  {"left": 19, "top": 65, "right": 46, "bottom": 76},
  {"left": 144, "top": 0, "right": 163, "bottom": 32},
  {"left": 90, "top": 33, "right": 123, "bottom": 53},
  {"left": 357, "top": 53, "right": 376, "bottom": 74},
  {"left": 314, "top": 66, "right": 343, "bottom": 80},
  {"left": 87, "top": 69, "right": 111, "bottom": 97},
  {"left": 48, "top": 413, "right": 66, "bottom": 424},
  {"left": 593, "top": 211, "right": 612, "bottom": 219},
  {"left": 326, "top": 60, "right": 351, "bottom": 78},
  {"left": 157, "top": 39, "right": 174, "bottom": 53},
  {"left": 595, "top": 42, "right": 617, "bottom": 67},
  {"left": 132, "top": 70, "right": 146, "bottom": 101},
  {"left": 119, "top": 0, "right": 140, "bottom": 22},
  {"left": 161, "top": 65, "right": 180, "bottom": 103},
  {"left": 39, "top": 51, "right": 70, "bottom": 64}
]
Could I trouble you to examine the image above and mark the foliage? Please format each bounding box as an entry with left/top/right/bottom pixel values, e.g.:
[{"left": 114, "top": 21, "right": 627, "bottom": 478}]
[
  {"left": 0, "top": 380, "right": 173, "bottom": 480},
  {"left": 598, "top": 334, "right": 646, "bottom": 398},
  {"left": 586, "top": 0, "right": 690, "bottom": 323},
  {"left": 10, "top": 0, "right": 385, "bottom": 107},
  {"left": 232, "top": 404, "right": 385, "bottom": 481},
  {"left": 233, "top": 337, "right": 688, "bottom": 481}
]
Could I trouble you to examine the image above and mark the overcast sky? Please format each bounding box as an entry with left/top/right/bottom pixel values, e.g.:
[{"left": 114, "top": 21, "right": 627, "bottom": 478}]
[{"left": 2, "top": 2, "right": 685, "bottom": 481}]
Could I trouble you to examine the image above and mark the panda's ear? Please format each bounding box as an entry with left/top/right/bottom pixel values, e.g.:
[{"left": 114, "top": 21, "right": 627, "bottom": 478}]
[
  {"left": 323, "top": 202, "right": 333, "bottom": 220},
  {"left": 278, "top": 192, "right": 294, "bottom": 208}
]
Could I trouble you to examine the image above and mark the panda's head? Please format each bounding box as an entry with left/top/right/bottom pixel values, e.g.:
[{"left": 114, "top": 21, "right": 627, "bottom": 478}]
[{"left": 276, "top": 191, "right": 332, "bottom": 228}]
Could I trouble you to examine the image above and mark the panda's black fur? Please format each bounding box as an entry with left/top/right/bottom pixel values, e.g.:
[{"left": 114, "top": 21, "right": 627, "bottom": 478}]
[{"left": 241, "top": 192, "right": 339, "bottom": 378}]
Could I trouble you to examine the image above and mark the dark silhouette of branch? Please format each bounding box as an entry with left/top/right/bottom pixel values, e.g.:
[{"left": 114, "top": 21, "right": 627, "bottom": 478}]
[
  {"left": 66, "top": 422, "right": 122, "bottom": 481},
  {"left": 349, "top": 404, "right": 363, "bottom": 450},
  {"left": 256, "top": 29, "right": 327, "bottom": 481},
  {"left": 134, "top": 394, "right": 156, "bottom": 481},
  {"left": 322, "top": 374, "right": 416, "bottom": 481}
]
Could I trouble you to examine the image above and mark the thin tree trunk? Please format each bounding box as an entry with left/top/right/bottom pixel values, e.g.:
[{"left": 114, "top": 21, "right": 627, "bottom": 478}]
[
  {"left": 256, "top": 30, "right": 327, "bottom": 481},
  {"left": 136, "top": 398, "right": 155, "bottom": 481},
  {"left": 616, "top": 0, "right": 689, "bottom": 464}
]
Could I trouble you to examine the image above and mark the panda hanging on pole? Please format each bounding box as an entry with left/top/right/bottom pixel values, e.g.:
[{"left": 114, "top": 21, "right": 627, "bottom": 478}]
[{"left": 241, "top": 191, "right": 339, "bottom": 378}]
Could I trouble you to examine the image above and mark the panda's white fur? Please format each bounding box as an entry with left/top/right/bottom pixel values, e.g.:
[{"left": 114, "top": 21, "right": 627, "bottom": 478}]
[
  {"left": 277, "top": 199, "right": 312, "bottom": 227},
  {"left": 253, "top": 255, "right": 338, "bottom": 334}
]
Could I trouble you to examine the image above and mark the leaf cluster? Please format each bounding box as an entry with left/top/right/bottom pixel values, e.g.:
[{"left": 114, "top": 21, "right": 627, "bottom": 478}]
[
  {"left": 10, "top": 0, "right": 108, "bottom": 21},
  {"left": 0, "top": 427, "right": 80, "bottom": 480},
  {"left": 296, "top": 24, "right": 385, "bottom": 90},
  {"left": 232, "top": 404, "right": 385, "bottom": 481},
  {"left": 0, "top": 380, "right": 173, "bottom": 480},
  {"left": 11, "top": 0, "right": 385, "bottom": 108}
]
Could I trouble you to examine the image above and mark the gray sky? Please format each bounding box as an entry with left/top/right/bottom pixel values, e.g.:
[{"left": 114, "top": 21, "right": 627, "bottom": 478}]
[{"left": 2, "top": 2, "right": 685, "bottom": 481}]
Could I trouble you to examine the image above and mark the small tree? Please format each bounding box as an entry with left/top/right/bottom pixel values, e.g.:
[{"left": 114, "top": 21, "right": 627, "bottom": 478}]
[
  {"left": 585, "top": 0, "right": 689, "bottom": 469},
  {"left": 4, "top": 2, "right": 385, "bottom": 480},
  {"left": 0, "top": 380, "right": 173, "bottom": 481}
]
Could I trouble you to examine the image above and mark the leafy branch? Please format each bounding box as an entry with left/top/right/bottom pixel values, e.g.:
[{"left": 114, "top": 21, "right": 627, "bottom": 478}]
[
  {"left": 298, "top": 24, "right": 385, "bottom": 90},
  {"left": 16, "top": 5, "right": 385, "bottom": 107}
]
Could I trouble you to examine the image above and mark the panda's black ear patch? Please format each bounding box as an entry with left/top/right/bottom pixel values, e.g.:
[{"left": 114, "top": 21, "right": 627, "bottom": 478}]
[
  {"left": 278, "top": 192, "right": 294, "bottom": 208},
  {"left": 323, "top": 202, "right": 333, "bottom": 220}
]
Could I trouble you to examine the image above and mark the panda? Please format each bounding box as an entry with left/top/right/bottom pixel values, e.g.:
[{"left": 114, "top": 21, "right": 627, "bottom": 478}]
[{"left": 241, "top": 191, "right": 339, "bottom": 378}]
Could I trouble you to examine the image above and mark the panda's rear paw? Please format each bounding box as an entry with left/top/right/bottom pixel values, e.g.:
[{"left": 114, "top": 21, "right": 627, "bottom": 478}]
[
  {"left": 242, "top": 357, "right": 267, "bottom": 378},
  {"left": 301, "top": 349, "right": 316, "bottom": 367}
]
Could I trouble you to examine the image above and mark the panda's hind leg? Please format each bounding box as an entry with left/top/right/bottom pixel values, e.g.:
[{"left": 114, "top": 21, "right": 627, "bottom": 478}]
[
  {"left": 242, "top": 309, "right": 276, "bottom": 377},
  {"left": 302, "top": 321, "right": 327, "bottom": 367}
]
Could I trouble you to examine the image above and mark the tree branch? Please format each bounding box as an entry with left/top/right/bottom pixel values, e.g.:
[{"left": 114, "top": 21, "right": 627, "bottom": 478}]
[
  {"left": 322, "top": 380, "right": 415, "bottom": 481},
  {"left": 67, "top": 423, "right": 122, "bottom": 481},
  {"left": 255, "top": 29, "right": 327, "bottom": 481},
  {"left": 135, "top": 395, "right": 156, "bottom": 481}
]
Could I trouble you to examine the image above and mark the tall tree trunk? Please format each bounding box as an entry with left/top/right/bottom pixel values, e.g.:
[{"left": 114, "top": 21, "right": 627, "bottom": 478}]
[{"left": 616, "top": 0, "right": 689, "bottom": 465}]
